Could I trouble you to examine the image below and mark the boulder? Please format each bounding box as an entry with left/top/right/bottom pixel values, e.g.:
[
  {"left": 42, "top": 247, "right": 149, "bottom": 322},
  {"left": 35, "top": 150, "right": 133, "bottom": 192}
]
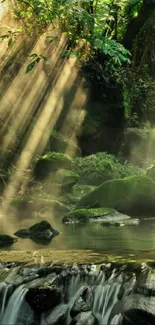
[
  {"left": 77, "top": 176, "right": 155, "bottom": 216},
  {"left": 62, "top": 208, "right": 116, "bottom": 223},
  {"left": 14, "top": 221, "right": 59, "bottom": 243},
  {"left": 25, "top": 285, "right": 62, "bottom": 313},
  {"left": 70, "top": 287, "right": 93, "bottom": 318},
  {"left": 0, "top": 234, "right": 17, "bottom": 247},
  {"left": 121, "top": 295, "right": 155, "bottom": 325},
  {"left": 34, "top": 152, "right": 72, "bottom": 180}
]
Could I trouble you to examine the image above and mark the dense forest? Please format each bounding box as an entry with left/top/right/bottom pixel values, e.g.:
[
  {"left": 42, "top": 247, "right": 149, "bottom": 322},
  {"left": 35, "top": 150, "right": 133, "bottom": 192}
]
[
  {"left": 1, "top": 1, "right": 155, "bottom": 241},
  {"left": 2, "top": 3, "right": 155, "bottom": 325}
]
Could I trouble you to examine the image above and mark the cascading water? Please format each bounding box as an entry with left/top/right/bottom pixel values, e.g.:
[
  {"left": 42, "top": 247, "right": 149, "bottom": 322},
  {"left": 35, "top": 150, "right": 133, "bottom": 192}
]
[{"left": 0, "top": 262, "right": 154, "bottom": 325}]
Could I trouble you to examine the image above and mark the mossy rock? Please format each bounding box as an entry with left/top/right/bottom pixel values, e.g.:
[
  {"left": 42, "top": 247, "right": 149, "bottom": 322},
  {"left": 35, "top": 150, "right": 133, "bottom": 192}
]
[
  {"left": 34, "top": 152, "right": 72, "bottom": 180},
  {"left": 146, "top": 165, "right": 155, "bottom": 182},
  {"left": 51, "top": 169, "right": 79, "bottom": 191},
  {"left": 15, "top": 221, "right": 59, "bottom": 244},
  {"left": 77, "top": 175, "right": 155, "bottom": 216},
  {"left": 62, "top": 207, "right": 116, "bottom": 223}
]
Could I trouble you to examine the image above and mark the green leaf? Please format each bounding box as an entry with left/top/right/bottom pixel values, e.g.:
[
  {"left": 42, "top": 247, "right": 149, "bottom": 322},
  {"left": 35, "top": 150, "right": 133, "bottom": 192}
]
[{"left": 8, "top": 38, "right": 13, "bottom": 48}]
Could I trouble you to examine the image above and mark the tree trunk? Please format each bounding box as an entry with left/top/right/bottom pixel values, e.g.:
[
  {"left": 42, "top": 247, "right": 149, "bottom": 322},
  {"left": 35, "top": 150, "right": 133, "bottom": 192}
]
[{"left": 122, "top": 0, "right": 155, "bottom": 50}]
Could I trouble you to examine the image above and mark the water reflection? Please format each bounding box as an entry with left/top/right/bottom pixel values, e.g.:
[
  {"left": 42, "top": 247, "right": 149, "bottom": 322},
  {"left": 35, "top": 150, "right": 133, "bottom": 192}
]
[{"left": 1, "top": 216, "right": 155, "bottom": 254}]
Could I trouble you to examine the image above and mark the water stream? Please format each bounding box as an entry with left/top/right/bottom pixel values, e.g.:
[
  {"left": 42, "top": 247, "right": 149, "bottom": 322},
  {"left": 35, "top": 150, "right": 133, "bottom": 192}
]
[{"left": 0, "top": 262, "right": 153, "bottom": 325}]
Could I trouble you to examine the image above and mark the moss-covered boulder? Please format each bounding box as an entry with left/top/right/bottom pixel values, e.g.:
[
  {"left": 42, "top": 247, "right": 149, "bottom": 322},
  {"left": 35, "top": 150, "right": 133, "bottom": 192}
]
[
  {"left": 146, "top": 164, "right": 155, "bottom": 182},
  {"left": 77, "top": 176, "right": 155, "bottom": 216},
  {"left": 34, "top": 152, "right": 72, "bottom": 180},
  {"left": 62, "top": 207, "right": 116, "bottom": 223}
]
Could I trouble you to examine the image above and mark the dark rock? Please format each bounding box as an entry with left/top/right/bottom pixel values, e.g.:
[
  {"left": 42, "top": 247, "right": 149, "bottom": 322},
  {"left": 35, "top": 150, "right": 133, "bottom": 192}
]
[
  {"left": 70, "top": 287, "right": 93, "bottom": 318},
  {"left": 14, "top": 228, "right": 30, "bottom": 238},
  {"left": 122, "top": 309, "right": 155, "bottom": 325},
  {"left": 0, "top": 234, "right": 17, "bottom": 247},
  {"left": 25, "top": 285, "right": 62, "bottom": 313},
  {"left": 70, "top": 311, "right": 98, "bottom": 325},
  {"left": 121, "top": 295, "right": 155, "bottom": 325},
  {"left": 14, "top": 221, "right": 59, "bottom": 243},
  {"left": 43, "top": 304, "right": 69, "bottom": 325}
]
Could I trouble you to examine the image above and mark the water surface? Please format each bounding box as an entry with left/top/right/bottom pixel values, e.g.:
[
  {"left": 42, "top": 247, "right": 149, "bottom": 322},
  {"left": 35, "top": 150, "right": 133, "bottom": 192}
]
[{"left": 2, "top": 216, "right": 155, "bottom": 255}]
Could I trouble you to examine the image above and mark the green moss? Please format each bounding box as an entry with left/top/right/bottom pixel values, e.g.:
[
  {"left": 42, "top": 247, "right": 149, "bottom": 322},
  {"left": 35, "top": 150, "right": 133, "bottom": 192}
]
[
  {"left": 62, "top": 207, "right": 115, "bottom": 223},
  {"left": 77, "top": 175, "right": 155, "bottom": 215},
  {"left": 34, "top": 152, "right": 72, "bottom": 180},
  {"left": 72, "top": 152, "right": 144, "bottom": 185}
]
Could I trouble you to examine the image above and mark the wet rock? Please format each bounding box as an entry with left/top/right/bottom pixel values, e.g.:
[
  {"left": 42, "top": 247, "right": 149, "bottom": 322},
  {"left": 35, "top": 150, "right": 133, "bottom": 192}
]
[
  {"left": 14, "top": 221, "right": 59, "bottom": 243},
  {"left": 70, "top": 311, "right": 98, "bottom": 325},
  {"left": 102, "top": 218, "right": 140, "bottom": 227},
  {"left": 25, "top": 285, "right": 62, "bottom": 313},
  {"left": 43, "top": 304, "right": 69, "bottom": 325},
  {"left": 70, "top": 287, "right": 93, "bottom": 318},
  {"left": 0, "top": 234, "right": 17, "bottom": 247},
  {"left": 121, "top": 295, "right": 155, "bottom": 325},
  {"left": 14, "top": 228, "right": 30, "bottom": 238}
]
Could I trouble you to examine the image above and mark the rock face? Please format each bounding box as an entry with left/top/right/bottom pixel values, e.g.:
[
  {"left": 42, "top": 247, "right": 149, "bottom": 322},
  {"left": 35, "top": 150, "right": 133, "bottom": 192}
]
[
  {"left": 0, "top": 234, "right": 17, "bottom": 247},
  {"left": 121, "top": 295, "right": 155, "bottom": 325},
  {"left": 25, "top": 285, "right": 62, "bottom": 313},
  {"left": 14, "top": 221, "right": 59, "bottom": 243},
  {"left": 34, "top": 152, "right": 72, "bottom": 180},
  {"left": 77, "top": 176, "right": 155, "bottom": 216},
  {"left": 70, "top": 286, "right": 93, "bottom": 318}
]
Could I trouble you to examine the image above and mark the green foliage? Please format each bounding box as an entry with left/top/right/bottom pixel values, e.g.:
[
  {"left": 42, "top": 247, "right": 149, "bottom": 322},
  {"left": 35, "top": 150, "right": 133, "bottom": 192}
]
[
  {"left": 72, "top": 152, "right": 144, "bottom": 185},
  {"left": 26, "top": 53, "right": 47, "bottom": 73},
  {"left": 3, "top": 0, "right": 135, "bottom": 74}
]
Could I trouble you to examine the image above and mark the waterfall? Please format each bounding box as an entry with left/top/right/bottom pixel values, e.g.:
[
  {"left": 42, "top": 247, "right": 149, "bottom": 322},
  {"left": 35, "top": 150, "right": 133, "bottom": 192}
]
[{"left": 0, "top": 262, "right": 153, "bottom": 325}]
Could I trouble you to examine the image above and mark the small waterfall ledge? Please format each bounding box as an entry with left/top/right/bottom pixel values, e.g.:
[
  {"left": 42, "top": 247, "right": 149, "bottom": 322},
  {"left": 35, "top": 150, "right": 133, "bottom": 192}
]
[{"left": 0, "top": 262, "right": 154, "bottom": 325}]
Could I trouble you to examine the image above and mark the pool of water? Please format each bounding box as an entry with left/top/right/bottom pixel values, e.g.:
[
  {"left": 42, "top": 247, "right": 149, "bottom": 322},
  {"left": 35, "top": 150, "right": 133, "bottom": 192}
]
[{"left": 2, "top": 215, "right": 155, "bottom": 255}]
